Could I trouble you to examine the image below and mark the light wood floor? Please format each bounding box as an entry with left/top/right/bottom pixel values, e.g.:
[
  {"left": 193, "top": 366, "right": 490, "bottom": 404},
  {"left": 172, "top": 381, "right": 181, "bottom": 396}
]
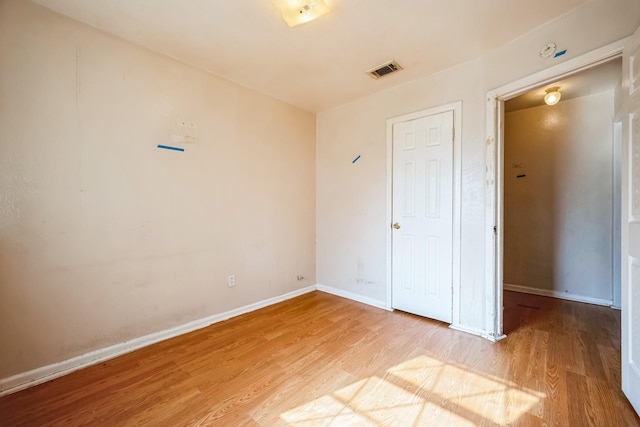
[{"left": 1, "top": 291, "right": 639, "bottom": 426}]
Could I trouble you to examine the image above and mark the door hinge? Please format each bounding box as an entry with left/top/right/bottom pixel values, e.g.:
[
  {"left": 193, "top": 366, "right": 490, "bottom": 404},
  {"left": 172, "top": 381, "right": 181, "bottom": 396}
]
[
  {"left": 493, "top": 225, "right": 497, "bottom": 234},
  {"left": 452, "top": 127, "right": 455, "bottom": 141}
]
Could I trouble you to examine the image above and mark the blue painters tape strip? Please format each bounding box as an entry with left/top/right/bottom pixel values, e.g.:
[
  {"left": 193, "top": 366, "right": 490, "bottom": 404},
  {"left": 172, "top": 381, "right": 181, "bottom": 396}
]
[
  {"left": 352, "top": 155, "right": 361, "bottom": 164},
  {"left": 554, "top": 49, "right": 567, "bottom": 58},
  {"left": 157, "top": 144, "right": 185, "bottom": 152}
]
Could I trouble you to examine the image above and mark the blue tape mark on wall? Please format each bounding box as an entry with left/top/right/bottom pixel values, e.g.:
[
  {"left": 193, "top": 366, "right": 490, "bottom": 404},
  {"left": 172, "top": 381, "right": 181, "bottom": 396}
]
[
  {"left": 352, "top": 155, "right": 361, "bottom": 164},
  {"left": 157, "top": 144, "right": 185, "bottom": 152},
  {"left": 554, "top": 49, "right": 567, "bottom": 58}
]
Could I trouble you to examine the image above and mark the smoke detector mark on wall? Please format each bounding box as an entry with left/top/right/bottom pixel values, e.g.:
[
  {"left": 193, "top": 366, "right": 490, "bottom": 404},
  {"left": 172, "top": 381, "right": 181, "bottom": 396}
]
[
  {"left": 178, "top": 121, "right": 197, "bottom": 128},
  {"left": 171, "top": 134, "right": 198, "bottom": 144},
  {"left": 368, "top": 61, "right": 403, "bottom": 79},
  {"left": 540, "top": 43, "right": 557, "bottom": 58}
]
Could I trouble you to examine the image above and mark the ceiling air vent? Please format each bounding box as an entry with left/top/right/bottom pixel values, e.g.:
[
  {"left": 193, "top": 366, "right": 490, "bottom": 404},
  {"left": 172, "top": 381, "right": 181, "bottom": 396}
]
[{"left": 368, "top": 60, "right": 403, "bottom": 79}]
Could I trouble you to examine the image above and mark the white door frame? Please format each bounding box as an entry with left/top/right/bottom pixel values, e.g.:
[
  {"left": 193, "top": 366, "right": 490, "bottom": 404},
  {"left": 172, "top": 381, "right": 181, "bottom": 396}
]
[
  {"left": 484, "top": 39, "right": 627, "bottom": 340},
  {"left": 386, "top": 101, "right": 462, "bottom": 326}
]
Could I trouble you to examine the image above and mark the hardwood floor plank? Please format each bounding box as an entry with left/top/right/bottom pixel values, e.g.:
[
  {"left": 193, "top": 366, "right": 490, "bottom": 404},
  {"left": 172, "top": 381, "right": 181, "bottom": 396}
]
[
  {"left": 544, "top": 335, "right": 569, "bottom": 427},
  {"left": 0, "top": 290, "right": 638, "bottom": 426},
  {"left": 566, "top": 370, "right": 591, "bottom": 426}
]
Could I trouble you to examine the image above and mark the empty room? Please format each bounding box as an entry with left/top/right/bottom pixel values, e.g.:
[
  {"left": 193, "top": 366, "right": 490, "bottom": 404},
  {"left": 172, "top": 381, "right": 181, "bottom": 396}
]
[{"left": 1, "top": 0, "right": 640, "bottom": 425}]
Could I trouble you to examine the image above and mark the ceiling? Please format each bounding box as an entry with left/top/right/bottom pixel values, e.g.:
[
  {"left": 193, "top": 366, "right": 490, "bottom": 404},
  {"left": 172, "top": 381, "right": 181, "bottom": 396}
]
[
  {"left": 505, "top": 57, "right": 622, "bottom": 112},
  {"left": 33, "top": 0, "right": 590, "bottom": 112}
]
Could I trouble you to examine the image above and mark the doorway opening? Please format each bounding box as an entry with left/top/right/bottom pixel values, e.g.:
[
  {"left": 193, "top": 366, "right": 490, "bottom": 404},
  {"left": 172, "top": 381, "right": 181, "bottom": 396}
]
[
  {"left": 502, "top": 58, "right": 622, "bottom": 332},
  {"left": 501, "top": 58, "right": 622, "bottom": 333},
  {"left": 484, "top": 40, "right": 626, "bottom": 340}
]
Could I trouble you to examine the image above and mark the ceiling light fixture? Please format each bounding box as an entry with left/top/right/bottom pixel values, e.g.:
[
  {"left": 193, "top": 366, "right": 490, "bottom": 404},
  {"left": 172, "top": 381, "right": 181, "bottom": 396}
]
[
  {"left": 544, "top": 88, "right": 561, "bottom": 106},
  {"left": 269, "top": 0, "right": 331, "bottom": 27}
]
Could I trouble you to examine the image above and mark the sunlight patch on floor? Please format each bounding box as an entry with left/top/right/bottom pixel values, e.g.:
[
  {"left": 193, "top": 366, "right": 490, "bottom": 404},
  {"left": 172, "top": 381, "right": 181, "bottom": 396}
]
[
  {"left": 280, "top": 354, "right": 544, "bottom": 426},
  {"left": 388, "top": 355, "right": 544, "bottom": 425}
]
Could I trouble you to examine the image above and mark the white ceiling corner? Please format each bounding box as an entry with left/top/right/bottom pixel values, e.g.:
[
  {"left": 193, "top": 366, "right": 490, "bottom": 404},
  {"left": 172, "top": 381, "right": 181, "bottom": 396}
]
[{"left": 32, "top": 0, "right": 591, "bottom": 112}]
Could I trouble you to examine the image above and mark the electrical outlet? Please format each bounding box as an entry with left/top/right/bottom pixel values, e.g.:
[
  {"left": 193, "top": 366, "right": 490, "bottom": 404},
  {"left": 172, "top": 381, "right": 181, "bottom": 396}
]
[{"left": 227, "top": 275, "right": 236, "bottom": 287}]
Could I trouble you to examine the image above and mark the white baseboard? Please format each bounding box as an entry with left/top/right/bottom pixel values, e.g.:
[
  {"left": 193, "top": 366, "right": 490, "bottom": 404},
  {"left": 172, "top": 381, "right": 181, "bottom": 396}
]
[
  {"left": 449, "top": 324, "right": 483, "bottom": 337},
  {"left": 503, "top": 283, "right": 612, "bottom": 306},
  {"left": 0, "top": 285, "right": 316, "bottom": 397},
  {"left": 318, "top": 285, "right": 504, "bottom": 341},
  {"left": 316, "top": 285, "right": 504, "bottom": 342},
  {"left": 448, "top": 324, "right": 506, "bottom": 342},
  {"left": 316, "top": 284, "right": 391, "bottom": 311}
]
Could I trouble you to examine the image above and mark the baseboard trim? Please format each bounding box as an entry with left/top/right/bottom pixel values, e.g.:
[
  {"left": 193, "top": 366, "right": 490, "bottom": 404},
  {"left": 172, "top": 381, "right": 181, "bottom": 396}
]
[
  {"left": 316, "top": 284, "right": 391, "bottom": 311},
  {"left": 317, "top": 285, "right": 501, "bottom": 341},
  {"left": 0, "top": 285, "right": 316, "bottom": 397},
  {"left": 503, "top": 283, "right": 612, "bottom": 307},
  {"left": 448, "top": 324, "right": 505, "bottom": 341},
  {"left": 448, "top": 324, "right": 483, "bottom": 337}
]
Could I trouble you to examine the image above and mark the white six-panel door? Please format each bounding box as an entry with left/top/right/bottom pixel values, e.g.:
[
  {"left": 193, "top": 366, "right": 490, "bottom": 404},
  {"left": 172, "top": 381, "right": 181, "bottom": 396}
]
[
  {"left": 392, "top": 111, "right": 454, "bottom": 323},
  {"left": 622, "top": 24, "right": 640, "bottom": 416}
]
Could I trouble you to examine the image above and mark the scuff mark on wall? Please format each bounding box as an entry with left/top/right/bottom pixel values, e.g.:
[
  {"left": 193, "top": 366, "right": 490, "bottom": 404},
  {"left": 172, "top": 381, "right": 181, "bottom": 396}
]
[
  {"left": 169, "top": 120, "right": 200, "bottom": 146},
  {"left": 0, "top": 163, "right": 38, "bottom": 230}
]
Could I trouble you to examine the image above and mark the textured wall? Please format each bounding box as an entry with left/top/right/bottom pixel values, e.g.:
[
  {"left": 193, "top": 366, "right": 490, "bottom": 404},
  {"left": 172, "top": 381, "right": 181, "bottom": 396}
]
[
  {"left": 0, "top": 0, "right": 316, "bottom": 379},
  {"left": 316, "top": 0, "right": 639, "bottom": 331},
  {"left": 504, "top": 92, "right": 614, "bottom": 301}
]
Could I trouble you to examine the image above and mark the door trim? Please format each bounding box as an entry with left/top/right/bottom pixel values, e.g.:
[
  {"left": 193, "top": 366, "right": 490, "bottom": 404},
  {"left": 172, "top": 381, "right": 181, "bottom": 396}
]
[
  {"left": 386, "top": 101, "right": 462, "bottom": 325},
  {"left": 484, "top": 38, "right": 628, "bottom": 341}
]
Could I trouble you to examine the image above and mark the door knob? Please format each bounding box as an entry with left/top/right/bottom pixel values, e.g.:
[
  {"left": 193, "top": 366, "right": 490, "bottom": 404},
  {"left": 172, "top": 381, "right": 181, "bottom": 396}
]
[{"left": 393, "top": 223, "right": 401, "bottom": 230}]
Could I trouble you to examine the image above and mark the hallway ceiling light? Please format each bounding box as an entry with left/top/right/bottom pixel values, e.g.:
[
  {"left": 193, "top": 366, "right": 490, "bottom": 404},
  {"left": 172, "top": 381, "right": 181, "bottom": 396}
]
[
  {"left": 544, "top": 88, "right": 562, "bottom": 106},
  {"left": 269, "top": 0, "right": 331, "bottom": 27}
]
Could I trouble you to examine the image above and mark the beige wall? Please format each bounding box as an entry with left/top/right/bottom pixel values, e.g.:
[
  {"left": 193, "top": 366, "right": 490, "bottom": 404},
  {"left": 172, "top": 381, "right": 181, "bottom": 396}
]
[
  {"left": 316, "top": 0, "right": 639, "bottom": 330},
  {"left": 0, "top": 0, "right": 316, "bottom": 379},
  {"left": 2, "top": 0, "right": 639, "bottom": 386},
  {"left": 504, "top": 92, "right": 614, "bottom": 301}
]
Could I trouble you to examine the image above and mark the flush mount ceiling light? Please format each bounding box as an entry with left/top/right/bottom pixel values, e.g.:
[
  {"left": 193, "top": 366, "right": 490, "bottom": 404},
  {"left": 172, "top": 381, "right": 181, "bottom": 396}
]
[
  {"left": 269, "top": 0, "right": 331, "bottom": 27},
  {"left": 544, "top": 87, "right": 562, "bottom": 106}
]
